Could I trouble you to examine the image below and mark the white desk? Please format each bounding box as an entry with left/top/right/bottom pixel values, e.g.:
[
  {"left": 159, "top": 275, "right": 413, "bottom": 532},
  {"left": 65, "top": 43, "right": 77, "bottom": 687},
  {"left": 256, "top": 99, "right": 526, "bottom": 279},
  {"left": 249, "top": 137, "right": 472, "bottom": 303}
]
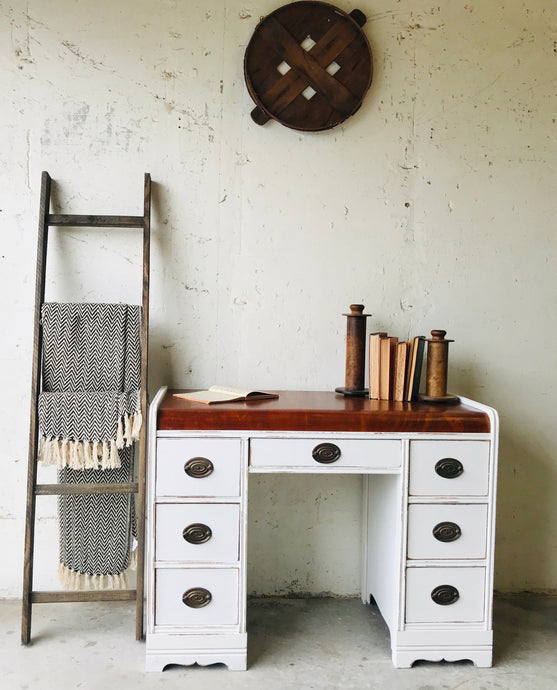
[{"left": 145, "top": 388, "right": 498, "bottom": 671}]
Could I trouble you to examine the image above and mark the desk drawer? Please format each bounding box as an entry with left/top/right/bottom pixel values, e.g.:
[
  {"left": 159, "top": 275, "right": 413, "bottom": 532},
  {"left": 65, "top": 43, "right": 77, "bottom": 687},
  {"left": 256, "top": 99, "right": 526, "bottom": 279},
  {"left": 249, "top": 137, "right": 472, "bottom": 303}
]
[
  {"left": 409, "top": 441, "right": 490, "bottom": 496},
  {"left": 155, "top": 568, "right": 239, "bottom": 627},
  {"left": 250, "top": 438, "right": 401, "bottom": 471},
  {"left": 407, "top": 504, "right": 488, "bottom": 560},
  {"left": 156, "top": 438, "right": 241, "bottom": 497},
  {"left": 405, "top": 567, "right": 486, "bottom": 623},
  {"left": 155, "top": 504, "right": 240, "bottom": 563}
]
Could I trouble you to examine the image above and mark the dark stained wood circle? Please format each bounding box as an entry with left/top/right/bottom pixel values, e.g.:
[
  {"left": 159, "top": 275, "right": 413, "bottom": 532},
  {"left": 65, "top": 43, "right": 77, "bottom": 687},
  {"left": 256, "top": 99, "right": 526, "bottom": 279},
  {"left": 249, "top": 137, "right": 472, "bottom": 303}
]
[{"left": 244, "top": 1, "right": 373, "bottom": 131}]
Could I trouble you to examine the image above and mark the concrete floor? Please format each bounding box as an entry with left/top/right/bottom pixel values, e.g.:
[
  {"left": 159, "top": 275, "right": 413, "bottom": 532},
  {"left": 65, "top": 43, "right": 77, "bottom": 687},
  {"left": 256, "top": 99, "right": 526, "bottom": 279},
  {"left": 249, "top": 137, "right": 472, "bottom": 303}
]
[{"left": 2, "top": 595, "right": 556, "bottom": 690}]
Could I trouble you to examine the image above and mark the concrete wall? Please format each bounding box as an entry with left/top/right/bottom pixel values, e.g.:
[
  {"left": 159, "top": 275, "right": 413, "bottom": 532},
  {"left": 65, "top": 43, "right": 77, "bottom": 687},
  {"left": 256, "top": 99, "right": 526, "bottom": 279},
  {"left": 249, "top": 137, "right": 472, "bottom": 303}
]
[{"left": 1, "top": 0, "right": 556, "bottom": 597}]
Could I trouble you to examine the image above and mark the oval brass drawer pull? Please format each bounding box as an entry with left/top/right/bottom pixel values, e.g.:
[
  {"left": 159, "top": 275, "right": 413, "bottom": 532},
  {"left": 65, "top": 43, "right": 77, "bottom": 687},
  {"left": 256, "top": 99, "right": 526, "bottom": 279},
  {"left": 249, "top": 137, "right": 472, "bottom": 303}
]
[
  {"left": 312, "top": 443, "right": 341, "bottom": 464},
  {"left": 183, "top": 523, "right": 213, "bottom": 544},
  {"left": 431, "top": 584, "right": 459, "bottom": 605},
  {"left": 182, "top": 587, "right": 212, "bottom": 608},
  {"left": 434, "top": 457, "right": 464, "bottom": 479},
  {"left": 432, "top": 521, "right": 462, "bottom": 542},
  {"left": 184, "top": 457, "right": 214, "bottom": 478}
]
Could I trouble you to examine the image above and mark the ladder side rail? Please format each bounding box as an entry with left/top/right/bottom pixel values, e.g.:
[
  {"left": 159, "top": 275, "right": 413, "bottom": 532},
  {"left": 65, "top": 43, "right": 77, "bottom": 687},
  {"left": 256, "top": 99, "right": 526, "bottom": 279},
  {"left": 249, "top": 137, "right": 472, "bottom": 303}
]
[
  {"left": 135, "top": 172, "right": 151, "bottom": 640},
  {"left": 22, "top": 171, "right": 51, "bottom": 645}
]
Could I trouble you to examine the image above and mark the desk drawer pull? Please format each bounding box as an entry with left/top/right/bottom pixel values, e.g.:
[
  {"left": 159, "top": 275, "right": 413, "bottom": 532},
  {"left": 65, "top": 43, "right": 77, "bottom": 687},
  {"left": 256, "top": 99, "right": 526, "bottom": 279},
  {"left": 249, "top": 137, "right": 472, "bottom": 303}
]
[
  {"left": 182, "top": 587, "right": 212, "bottom": 608},
  {"left": 431, "top": 584, "right": 459, "bottom": 606},
  {"left": 312, "top": 442, "right": 341, "bottom": 464},
  {"left": 184, "top": 457, "right": 214, "bottom": 478},
  {"left": 434, "top": 458, "right": 464, "bottom": 479},
  {"left": 432, "top": 521, "right": 462, "bottom": 542},
  {"left": 183, "top": 523, "right": 213, "bottom": 544}
]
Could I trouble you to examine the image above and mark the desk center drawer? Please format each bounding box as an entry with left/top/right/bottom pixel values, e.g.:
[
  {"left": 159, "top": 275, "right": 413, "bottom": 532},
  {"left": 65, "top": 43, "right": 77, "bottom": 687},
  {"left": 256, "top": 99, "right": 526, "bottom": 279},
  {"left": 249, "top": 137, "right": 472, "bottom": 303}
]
[{"left": 249, "top": 438, "right": 401, "bottom": 471}]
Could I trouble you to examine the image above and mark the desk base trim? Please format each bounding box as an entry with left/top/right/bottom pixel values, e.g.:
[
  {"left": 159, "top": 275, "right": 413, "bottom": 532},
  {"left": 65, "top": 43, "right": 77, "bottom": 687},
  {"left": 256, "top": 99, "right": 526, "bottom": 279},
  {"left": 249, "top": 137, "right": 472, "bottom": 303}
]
[
  {"left": 146, "top": 650, "right": 247, "bottom": 672},
  {"left": 393, "top": 645, "right": 493, "bottom": 669},
  {"left": 146, "top": 632, "right": 247, "bottom": 672}
]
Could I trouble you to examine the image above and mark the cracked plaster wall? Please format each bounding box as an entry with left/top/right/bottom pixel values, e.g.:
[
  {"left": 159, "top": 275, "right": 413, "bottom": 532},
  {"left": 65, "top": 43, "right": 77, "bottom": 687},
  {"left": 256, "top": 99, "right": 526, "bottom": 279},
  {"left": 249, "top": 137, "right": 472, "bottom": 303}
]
[{"left": 0, "top": 0, "right": 556, "bottom": 597}]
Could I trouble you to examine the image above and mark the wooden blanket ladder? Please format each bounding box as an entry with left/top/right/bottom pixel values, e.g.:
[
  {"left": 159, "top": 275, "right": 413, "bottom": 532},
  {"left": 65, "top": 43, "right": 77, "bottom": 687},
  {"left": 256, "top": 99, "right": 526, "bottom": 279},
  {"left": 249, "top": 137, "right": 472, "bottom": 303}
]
[{"left": 21, "top": 171, "right": 151, "bottom": 644}]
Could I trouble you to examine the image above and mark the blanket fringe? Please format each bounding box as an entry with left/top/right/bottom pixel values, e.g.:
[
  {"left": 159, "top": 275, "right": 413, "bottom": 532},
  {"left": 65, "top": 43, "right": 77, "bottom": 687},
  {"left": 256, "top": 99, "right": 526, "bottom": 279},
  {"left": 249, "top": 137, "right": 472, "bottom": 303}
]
[
  {"left": 58, "top": 563, "right": 131, "bottom": 591},
  {"left": 39, "top": 437, "right": 121, "bottom": 469},
  {"left": 38, "top": 412, "right": 142, "bottom": 469},
  {"left": 131, "top": 410, "right": 142, "bottom": 441},
  {"left": 116, "top": 410, "right": 142, "bottom": 449}
]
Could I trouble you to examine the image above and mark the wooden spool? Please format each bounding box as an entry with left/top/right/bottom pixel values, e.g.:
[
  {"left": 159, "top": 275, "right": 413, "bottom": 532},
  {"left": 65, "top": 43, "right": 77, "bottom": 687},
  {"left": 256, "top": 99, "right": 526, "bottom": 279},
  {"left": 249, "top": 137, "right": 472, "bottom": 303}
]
[
  {"left": 421, "top": 330, "right": 460, "bottom": 405},
  {"left": 335, "top": 303, "right": 370, "bottom": 397},
  {"left": 244, "top": 1, "right": 373, "bottom": 131}
]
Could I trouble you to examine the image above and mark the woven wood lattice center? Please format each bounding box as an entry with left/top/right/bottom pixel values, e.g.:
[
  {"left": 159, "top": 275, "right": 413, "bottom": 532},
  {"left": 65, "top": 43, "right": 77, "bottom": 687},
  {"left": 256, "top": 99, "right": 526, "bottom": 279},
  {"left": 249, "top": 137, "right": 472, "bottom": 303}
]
[{"left": 244, "top": 1, "right": 373, "bottom": 131}]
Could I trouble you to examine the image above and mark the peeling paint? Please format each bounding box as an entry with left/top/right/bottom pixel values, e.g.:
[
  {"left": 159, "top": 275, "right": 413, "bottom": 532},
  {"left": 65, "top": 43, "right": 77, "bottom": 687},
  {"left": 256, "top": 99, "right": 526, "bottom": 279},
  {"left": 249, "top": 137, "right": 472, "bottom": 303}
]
[{"left": 61, "top": 41, "right": 106, "bottom": 71}]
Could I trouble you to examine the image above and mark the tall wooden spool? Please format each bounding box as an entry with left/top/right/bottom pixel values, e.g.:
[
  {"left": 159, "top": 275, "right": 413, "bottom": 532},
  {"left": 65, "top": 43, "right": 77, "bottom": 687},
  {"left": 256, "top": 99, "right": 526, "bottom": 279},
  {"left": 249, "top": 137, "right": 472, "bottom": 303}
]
[
  {"left": 421, "top": 330, "right": 460, "bottom": 404},
  {"left": 335, "top": 304, "right": 369, "bottom": 397}
]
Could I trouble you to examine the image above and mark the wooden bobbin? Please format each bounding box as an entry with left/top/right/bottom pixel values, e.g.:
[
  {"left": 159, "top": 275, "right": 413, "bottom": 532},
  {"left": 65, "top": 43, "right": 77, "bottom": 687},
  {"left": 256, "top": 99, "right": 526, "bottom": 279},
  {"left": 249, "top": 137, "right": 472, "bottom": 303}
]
[
  {"left": 421, "top": 330, "right": 460, "bottom": 404},
  {"left": 335, "top": 304, "right": 370, "bottom": 397}
]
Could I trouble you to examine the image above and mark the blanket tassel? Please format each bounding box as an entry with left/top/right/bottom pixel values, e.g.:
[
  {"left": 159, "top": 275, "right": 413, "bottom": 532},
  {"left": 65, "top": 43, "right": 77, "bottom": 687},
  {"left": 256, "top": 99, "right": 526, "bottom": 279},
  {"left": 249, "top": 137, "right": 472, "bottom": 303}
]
[
  {"left": 37, "top": 411, "right": 142, "bottom": 469},
  {"left": 58, "top": 563, "right": 133, "bottom": 591}
]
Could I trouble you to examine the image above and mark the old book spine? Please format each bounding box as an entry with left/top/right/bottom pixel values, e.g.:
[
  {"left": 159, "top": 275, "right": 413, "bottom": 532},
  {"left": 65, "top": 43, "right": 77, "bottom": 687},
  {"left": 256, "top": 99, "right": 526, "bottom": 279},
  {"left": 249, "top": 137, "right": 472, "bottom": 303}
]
[
  {"left": 394, "top": 341, "right": 409, "bottom": 402},
  {"left": 405, "top": 336, "right": 425, "bottom": 402},
  {"left": 410, "top": 336, "right": 426, "bottom": 401},
  {"left": 368, "top": 332, "right": 387, "bottom": 399},
  {"left": 379, "top": 336, "right": 398, "bottom": 400}
]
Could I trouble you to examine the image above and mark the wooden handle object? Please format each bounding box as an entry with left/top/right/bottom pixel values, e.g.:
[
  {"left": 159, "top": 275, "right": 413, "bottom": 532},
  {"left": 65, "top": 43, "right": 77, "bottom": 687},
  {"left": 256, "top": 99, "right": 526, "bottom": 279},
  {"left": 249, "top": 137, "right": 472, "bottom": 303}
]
[
  {"left": 343, "top": 304, "right": 369, "bottom": 393},
  {"left": 422, "top": 330, "right": 459, "bottom": 404}
]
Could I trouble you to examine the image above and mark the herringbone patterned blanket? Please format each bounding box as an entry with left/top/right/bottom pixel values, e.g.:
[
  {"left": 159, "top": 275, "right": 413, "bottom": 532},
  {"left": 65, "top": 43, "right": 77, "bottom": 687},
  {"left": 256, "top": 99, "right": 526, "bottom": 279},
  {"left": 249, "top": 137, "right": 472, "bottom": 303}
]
[
  {"left": 58, "top": 448, "right": 136, "bottom": 589},
  {"left": 37, "top": 303, "right": 141, "bottom": 590},
  {"left": 38, "top": 303, "right": 142, "bottom": 469}
]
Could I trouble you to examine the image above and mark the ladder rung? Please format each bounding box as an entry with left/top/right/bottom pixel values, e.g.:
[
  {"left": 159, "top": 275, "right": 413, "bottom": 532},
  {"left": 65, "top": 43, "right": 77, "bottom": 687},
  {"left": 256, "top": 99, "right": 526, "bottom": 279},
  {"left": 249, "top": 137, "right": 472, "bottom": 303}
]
[
  {"left": 48, "top": 214, "right": 144, "bottom": 228},
  {"left": 35, "top": 482, "right": 138, "bottom": 496},
  {"left": 32, "top": 590, "right": 136, "bottom": 603}
]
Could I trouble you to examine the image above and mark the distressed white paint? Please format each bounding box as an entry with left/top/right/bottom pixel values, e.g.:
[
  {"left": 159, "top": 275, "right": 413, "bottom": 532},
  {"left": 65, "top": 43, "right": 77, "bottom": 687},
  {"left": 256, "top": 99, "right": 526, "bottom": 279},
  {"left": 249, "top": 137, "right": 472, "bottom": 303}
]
[
  {"left": 145, "top": 395, "right": 498, "bottom": 669},
  {"left": 0, "top": 0, "right": 556, "bottom": 597}
]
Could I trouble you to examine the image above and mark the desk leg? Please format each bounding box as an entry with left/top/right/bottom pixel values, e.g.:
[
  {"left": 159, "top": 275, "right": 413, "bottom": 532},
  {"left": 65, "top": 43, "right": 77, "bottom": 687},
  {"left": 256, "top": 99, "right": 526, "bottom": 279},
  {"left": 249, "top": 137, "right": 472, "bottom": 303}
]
[{"left": 361, "top": 474, "right": 404, "bottom": 649}]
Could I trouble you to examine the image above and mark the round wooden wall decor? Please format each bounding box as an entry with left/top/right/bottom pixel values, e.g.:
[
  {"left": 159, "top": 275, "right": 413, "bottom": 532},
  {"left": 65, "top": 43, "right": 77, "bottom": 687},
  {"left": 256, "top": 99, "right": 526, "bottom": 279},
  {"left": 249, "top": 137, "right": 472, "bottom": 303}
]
[{"left": 244, "top": 1, "right": 373, "bottom": 132}]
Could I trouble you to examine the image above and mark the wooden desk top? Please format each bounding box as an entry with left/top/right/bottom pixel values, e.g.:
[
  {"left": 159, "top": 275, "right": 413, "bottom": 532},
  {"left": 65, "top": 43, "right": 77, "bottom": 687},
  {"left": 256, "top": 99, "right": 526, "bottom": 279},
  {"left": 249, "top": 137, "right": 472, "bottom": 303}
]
[{"left": 157, "top": 390, "right": 491, "bottom": 434}]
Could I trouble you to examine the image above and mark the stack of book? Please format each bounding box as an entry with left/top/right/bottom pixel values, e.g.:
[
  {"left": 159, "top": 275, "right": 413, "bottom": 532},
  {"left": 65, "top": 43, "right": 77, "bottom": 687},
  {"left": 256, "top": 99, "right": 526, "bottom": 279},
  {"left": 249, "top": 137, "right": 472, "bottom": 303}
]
[{"left": 369, "top": 334, "right": 425, "bottom": 402}]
